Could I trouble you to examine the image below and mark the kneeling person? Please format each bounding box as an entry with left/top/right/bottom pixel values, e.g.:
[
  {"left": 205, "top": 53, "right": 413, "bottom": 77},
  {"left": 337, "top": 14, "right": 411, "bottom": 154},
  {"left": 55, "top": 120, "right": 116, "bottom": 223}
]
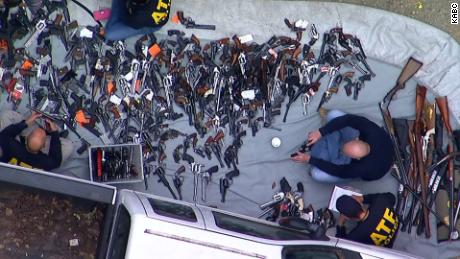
[
  {"left": 291, "top": 110, "right": 394, "bottom": 182},
  {"left": 0, "top": 111, "right": 74, "bottom": 171},
  {"left": 335, "top": 192, "right": 399, "bottom": 248}
]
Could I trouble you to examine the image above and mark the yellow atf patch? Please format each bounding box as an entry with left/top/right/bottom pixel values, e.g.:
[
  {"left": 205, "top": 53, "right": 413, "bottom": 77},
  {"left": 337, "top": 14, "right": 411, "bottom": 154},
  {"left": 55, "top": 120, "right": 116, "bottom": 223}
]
[
  {"left": 152, "top": 11, "right": 167, "bottom": 24},
  {"left": 9, "top": 157, "right": 33, "bottom": 169},
  {"left": 151, "top": 0, "right": 170, "bottom": 24}
]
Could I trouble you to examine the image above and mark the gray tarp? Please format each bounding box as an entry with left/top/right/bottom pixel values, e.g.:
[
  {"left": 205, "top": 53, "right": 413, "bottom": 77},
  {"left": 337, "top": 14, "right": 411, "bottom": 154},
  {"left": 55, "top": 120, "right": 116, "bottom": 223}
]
[{"left": 6, "top": 0, "right": 460, "bottom": 258}]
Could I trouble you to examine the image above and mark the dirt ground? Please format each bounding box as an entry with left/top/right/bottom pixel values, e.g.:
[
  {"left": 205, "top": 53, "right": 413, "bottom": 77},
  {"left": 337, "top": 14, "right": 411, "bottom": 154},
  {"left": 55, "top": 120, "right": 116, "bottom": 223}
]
[
  {"left": 290, "top": 0, "right": 460, "bottom": 43},
  {"left": 0, "top": 184, "right": 106, "bottom": 259}
]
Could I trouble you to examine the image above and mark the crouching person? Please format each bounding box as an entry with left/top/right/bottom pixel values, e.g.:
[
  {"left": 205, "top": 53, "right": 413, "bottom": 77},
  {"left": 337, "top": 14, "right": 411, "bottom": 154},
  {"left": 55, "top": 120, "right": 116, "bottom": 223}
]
[
  {"left": 0, "top": 110, "right": 74, "bottom": 171},
  {"left": 335, "top": 192, "right": 399, "bottom": 248},
  {"left": 291, "top": 110, "right": 394, "bottom": 182}
]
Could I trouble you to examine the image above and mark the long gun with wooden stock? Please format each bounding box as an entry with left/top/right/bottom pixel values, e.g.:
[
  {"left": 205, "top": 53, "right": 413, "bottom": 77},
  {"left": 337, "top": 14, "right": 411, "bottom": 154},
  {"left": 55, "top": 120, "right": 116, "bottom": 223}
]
[
  {"left": 411, "top": 102, "right": 436, "bottom": 235},
  {"left": 435, "top": 96, "right": 456, "bottom": 240},
  {"left": 379, "top": 57, "right": 423, "bottom": 218},
  {"left": 413, "top": 85, "right": 430, "bottom": 238}
]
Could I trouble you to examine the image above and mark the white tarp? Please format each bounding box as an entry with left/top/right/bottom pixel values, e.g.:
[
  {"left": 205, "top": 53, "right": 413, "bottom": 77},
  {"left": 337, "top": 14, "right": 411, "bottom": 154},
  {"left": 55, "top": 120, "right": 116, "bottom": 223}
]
[{"left": 56, "top": 0, "right": 460, "bottom": 258}]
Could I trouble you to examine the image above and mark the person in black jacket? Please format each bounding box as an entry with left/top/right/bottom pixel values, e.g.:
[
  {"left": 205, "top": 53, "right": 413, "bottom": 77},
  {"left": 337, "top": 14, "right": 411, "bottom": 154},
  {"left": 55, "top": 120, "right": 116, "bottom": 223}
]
[
  {"left": 0, "top": 111, "right": 72, "bottom": 171},
  {"left": 105, "top": 0, "right": 171, "bottom": 40},
  {"left": 291, "top": 110, "right": 394, "bottom": 182},
  {"left": 335, "top": 193, "right": 399, "bottom": 248}
]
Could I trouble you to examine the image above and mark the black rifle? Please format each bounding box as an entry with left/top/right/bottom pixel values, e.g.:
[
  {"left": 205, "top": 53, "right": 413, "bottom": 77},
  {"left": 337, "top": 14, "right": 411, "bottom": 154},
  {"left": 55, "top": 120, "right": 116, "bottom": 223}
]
[{"left": 392, "top": 118, "right": 411, "bottom": 219}]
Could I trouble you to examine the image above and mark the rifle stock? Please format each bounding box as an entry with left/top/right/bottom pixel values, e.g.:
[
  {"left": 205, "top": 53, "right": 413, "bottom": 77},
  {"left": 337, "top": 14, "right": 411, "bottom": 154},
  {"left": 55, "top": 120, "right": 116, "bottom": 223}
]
[
  {"left": 381, "top": 57, "right": 423, "bottom": 108},
  {"left": 397, "top": 58, "right": 423, "bottom": 85},
  {"left": 414, "top": 85, "right": 430, "bottom": 238},
  {"left": 436, "top": 97, "right": 453, "bottom": 135}
]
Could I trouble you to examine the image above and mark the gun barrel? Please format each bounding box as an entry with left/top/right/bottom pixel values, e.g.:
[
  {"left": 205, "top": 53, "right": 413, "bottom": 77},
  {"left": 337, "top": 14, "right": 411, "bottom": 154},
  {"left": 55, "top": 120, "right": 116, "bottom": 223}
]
[{"left": 260, "top": 192, "right": 285, "bottom": 210}]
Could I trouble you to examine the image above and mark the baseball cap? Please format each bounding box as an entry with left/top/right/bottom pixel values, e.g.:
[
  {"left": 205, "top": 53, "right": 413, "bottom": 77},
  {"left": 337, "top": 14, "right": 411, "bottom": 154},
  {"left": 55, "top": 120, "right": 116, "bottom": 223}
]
[{"left": 336, "top": 195, "right": 363, "bottom": 218}]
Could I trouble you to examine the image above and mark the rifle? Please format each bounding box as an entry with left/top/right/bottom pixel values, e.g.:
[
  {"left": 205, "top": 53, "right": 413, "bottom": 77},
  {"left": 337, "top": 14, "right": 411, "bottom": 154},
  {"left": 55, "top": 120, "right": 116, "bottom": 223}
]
[
  {"left": 392, "top": 118, "right": 410, "bottom": 218},
  {"left": 413, "top": 85, "right": 430, "bottom": 238},
  {"left": 414, "top": 101, "right": 436, "bottom": 235},
  {"left": 401, "top": 126, "right": 418, "bottom": 233},
  {"left": 379, "top": 57, "right": 423, "bottom": 219},
  {"left": 435, "top": 96, "right": 456, "bottom": 240}
]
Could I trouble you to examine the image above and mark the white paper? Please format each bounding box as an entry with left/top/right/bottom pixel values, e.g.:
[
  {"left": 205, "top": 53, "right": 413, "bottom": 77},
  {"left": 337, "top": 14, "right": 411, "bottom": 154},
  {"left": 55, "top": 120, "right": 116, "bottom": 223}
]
[
  {"left": 241, "top": 89, "right": 255, "bottom": 100},
  {"left": 79, "top": 28, "right": 93, "bottom": 38},
  {"left": 294, "top": 19, "right": 309, "bottom": 29},
  {"left": 109, "top": 95, "right": 122, "bottom": 106},
  {"left": 144, "top": 90, "right": 154, "bottom": 101},
  {"left": 328, "top": 185, "right": 362, "bottom": 212},
  {"left": 239, "top": 34, "right": 254, "bottom": 44},
  {"left": 0, "top": 67, "right": 5, "bottom": 81},
  {"left": 124, "top": 72, "right": 134, "bottom": 81}
]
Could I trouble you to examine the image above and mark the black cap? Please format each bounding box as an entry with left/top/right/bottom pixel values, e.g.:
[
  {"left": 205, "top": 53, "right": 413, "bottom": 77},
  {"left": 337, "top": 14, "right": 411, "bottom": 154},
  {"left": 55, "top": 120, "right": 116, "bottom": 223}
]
[{"left": 336, "top": 195, "right": 362, "bottom": 218}]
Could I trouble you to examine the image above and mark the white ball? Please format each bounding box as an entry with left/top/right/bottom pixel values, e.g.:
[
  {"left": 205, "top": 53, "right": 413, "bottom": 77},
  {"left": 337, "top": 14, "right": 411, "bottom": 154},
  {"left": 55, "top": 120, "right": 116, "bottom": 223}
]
[{"left": 271, "top": 137, "right": 281, "bottom": 148}]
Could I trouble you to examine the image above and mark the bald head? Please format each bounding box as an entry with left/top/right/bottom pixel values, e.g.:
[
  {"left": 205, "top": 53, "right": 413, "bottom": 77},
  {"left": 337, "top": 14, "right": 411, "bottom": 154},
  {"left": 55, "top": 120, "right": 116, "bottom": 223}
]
[
  {"left": 27, "top": 128, "right": 46, "bottom": 153},
  {"left": 342, "top": 140, "right": 370, "bottom": 159}
]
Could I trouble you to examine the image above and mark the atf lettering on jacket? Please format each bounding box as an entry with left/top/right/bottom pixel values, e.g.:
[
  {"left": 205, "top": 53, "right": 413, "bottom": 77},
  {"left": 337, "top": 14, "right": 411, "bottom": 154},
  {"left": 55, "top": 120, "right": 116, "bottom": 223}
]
[
  {"left": 370, "top": 208, "right": 399, "bottom": 246},
  {"left": 151, "top": 0, "right": 170, "bottom": 24},
  {"left": 9, "top": 157, "right": 34, "bottom": 169}
]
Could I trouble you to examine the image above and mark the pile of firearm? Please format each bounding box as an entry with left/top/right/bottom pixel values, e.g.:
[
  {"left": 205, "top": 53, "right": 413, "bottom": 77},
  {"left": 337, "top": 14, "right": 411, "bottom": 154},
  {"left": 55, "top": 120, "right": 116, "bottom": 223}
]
[
  {"left": 0, "top": 2, "right": 375, "bottom": 203},
  {"left": 258, "top": 177, "right": 335, "bottom": 230},
  {"left": 380, "top": 58, "right": 460, "bottom": 240}
]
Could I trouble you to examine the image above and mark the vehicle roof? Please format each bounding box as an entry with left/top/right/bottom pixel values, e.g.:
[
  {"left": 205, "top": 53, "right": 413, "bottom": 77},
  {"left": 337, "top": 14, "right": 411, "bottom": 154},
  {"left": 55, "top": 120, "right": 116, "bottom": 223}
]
[{"left": 119, "top": 189, "right": 420, "bottom": 259}]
